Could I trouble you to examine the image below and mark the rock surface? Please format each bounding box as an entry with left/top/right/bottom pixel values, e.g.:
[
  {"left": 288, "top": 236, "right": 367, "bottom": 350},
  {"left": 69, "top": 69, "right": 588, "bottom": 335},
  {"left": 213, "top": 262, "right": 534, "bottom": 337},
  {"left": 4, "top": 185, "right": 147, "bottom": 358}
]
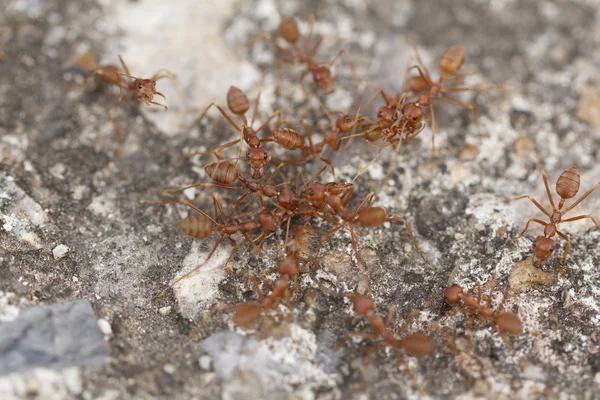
[
  {"left": 1, "top": 0, "right": 600, "bottom": 399},
  {"left": 0, "top": 300, "right": 105, "bottom": 376}
]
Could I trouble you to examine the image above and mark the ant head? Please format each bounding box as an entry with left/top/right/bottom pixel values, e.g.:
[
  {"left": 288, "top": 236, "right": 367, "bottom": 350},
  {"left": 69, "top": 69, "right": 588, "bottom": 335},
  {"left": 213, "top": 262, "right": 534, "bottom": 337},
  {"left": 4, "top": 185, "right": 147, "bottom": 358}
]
[
  {"left": 279, "top": 15, "right": 300, "bottom": 44},
  {"left": 377, "top": 106, "right": 397, "bottom": 126},
  {"left": 134, "top": 79, "right": 157, "bottom": 97},
  {"left": 312, "top": 66, "right": 332, "bottom": 92},
  {"left": 303, "top": 183, "right": 326, "bottom": 202},
  {"left": 247, "top": 148, "right": 268, "bottom": 179},
  {"left": 336, "top": 114, "right": 357, "bottom": 133},
  {"left": 278, "top": 253, "right": 300, "bottom": 277},
  {"left": 402, "top": 103, "right": 423, "bottom": 126},
  {"left": 350, "top": 294, "right": 375, "bottom": 316},
  {"left": 443, "top": 284, "right": 463, "bottom": 304}
]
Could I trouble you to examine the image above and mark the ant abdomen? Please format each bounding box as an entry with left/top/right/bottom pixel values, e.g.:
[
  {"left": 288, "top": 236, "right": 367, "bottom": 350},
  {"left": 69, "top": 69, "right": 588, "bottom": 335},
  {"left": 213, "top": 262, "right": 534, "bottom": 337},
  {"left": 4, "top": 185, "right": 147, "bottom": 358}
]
[
  {"left": 205, "top": 160, "right": 239, "bottom": 184},
  {"left": 226, "top": 86, "right": 250, "bottom": 116},
  {"left": 556, "top": 166, "right": 580, "bottom": 200},
  {"left": 278, "top": 15, "right": 300, "bottom": 44},
  {"left": 233, "top": 304, "right": 261, "bottom": 328},
  {"left": 495, "top": 313, "right": 523, "bottom": 334},
  {"left": 439, "top": 45, "right": 466, "bottom": 76},
  {"left": 399, "top": 332, "right": 433, "bottom": 357},
  {"left": 358, "top": 207, "right": 386, "bottom": 227},
  {"left": 180, "top": 215, "right": 213, "bottom": 239},
  {"left": 273, "top": 128, "right": 305, "bottom": 150}
]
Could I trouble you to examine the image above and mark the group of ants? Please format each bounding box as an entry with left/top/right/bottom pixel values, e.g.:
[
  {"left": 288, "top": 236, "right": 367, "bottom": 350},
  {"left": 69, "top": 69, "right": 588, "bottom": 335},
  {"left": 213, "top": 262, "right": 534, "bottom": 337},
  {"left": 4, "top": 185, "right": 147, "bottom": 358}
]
[{"left": 76, "top": 15, "right": 600, "bottom": 390}]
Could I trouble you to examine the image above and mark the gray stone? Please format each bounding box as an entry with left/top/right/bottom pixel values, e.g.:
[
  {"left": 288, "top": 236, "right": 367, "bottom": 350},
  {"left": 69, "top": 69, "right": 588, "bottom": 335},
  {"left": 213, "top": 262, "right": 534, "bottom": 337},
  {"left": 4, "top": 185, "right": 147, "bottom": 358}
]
[{"left": 0, "top": 300, "right": 105, "bottom": 376}]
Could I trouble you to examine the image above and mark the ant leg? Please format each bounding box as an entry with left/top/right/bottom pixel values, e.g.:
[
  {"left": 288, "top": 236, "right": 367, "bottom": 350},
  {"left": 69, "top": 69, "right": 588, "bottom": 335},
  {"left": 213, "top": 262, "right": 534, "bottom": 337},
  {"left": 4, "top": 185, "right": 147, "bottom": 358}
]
[
  {"left": 350, "top": 229, "right": 373, "bottom": 296},
  {"left": 562, "top": 214, "right": 600, "bottom": 231},
  {"left": 147, "top": 100, "right": 168, "bottom": 110},
  {"left": 384, "top": 305, "right": 397, "bottom": 327},
  {"left": 513, "top": 218, "right": 547, "bottom": 239},
  {"left": 151, "top": 69, "right": 191, "bottom": 109},
  {"left": 157, "top": 234, "right": 224, "bottom": 301},
  {"left": 184, "top": 139, "right": 240, "bottom": 159},
  {"left": 512, "top": 196, "right": 551, "bottom": 217},
  {"left": 410, "top": 47, "right": 434, "bottom": 86},
  {"left": 299, "top": 69, "right": 311, "bottom": 99},
  {"left": 223, "top": 237, "right": 239, "bottom": 274},
  {"left": 397, "top": 310, "right": 420, "bottom": 336},
  {"left": 437, "top": 95, "right": 480, "bottom": 130},
  {"left": 443, "top": 85, "right": 505, "bottom": 93},
  {"left": 352, "top": 191, "right": 376, "bottom": 216},
  {"left": 254, "top": 110, "right": 281, "bottom": 136},
  {"left": 540, "top": 170, "right": 558, "bottom": 210},
  {"left": 167, "top": 303, "right": 234, "bottom": 357},
  {"left": 555, "top": 231, "right": 571, "bottom": 276},
  {"left": 107, "top": 93, "right": 135, "bottom": 156},
  {"left": 334, "top": 332, "right": 378, "bottom": 350},
  {"left": 341, "top": 186, "right": 355, "bottom": 207},
  {"left": 351, "top": 139, "right": 387, "bottom": 184},
  {"left": 429, "top": 103, "right": 437, "bottom": 156},
  {"left": 564, "top": 181, "right": 600, "bottom": 214},
  {"left": 327, "top": 49, "right": 360, "bottom": 87},
  {"left": 143, "top": 198, "right": 218, "bottom": 224},
  {"left": 307, "top": 36, "right": 324, "bottom": 60},
  {"left": 187, "top": 102, "right": 241, "bottom": 132},
  {"left": 118, "top": 55, "right": 131, "bottom": 76},
  {"left": 386, "top": 217, "right": 439, "bottom": 271}
]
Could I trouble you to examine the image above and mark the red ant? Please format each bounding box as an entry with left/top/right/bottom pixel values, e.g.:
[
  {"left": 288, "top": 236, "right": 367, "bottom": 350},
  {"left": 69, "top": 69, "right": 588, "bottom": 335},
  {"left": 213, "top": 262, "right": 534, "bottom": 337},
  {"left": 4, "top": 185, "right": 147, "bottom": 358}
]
[
  {"left": 255, "top": 15, "right": 357, "bottom": 96},
  {"left": 143, "top": 195, "right": 281, "bottom": 300},
  {"left": 167, "top": 253, "right": 301, "bottom": 356},
  {"left": 337, "top": 294, "right": 432, "bottom": 391},
  {"left": 513, "top": 166, "right": 600, "bottom": 274},
  {"left": 266, "top": 113, "right": 364, "bottom": 175},
  {"left": 80, "top": 54, "right": 181, "bottom": 155},
  {"left": 302, "top": 184, "right": 438, "bottom": 274},
  {"left": 186, "top": 86, "right": 281, "bottom": 178},
  {"left": 443, "top": 282, "right": 522, "bottom": 348},
  {"left": 406, "top": 45, "right": 504, "bottom": 154}
]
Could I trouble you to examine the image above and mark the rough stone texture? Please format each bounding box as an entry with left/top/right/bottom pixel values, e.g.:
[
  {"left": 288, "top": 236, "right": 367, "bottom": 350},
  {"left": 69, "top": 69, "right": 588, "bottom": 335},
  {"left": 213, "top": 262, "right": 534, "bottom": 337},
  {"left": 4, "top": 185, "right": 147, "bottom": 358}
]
[
  {"left": 1, "top": 0, "right": 600, "bottom": 399},
  {"left": 0, "top": 300, "right": 105, "bottom": 376}
]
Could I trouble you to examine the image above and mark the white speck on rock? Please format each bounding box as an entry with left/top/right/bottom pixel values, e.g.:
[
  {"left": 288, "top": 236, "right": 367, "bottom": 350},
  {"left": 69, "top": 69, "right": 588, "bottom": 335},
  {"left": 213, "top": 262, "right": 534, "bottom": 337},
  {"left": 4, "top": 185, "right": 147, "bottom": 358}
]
[
  {"left": 52, "top": 244, "right": 69, "bottom": 259},
  {"left": 97, "top": 318, "right": 113, "bottom": 336},
  {"left": 199, "top": 355, "right": 212, "bottom": 370},
  {"left": 159, "top": 306, "right": 171, "bottom": 316}
]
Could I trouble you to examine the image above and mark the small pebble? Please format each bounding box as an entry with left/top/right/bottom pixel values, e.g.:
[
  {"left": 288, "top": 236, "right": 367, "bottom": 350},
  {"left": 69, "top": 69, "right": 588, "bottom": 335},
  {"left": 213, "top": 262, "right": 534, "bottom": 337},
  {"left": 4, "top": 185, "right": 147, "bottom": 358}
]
[
  {"left": 53, "top": 244, "right": 70, "bottom": 259},
  {"left": 163, "top": 364, "right": 176, "bottom": 374},
  {"left": 199, "top": 355, "right": 212, "bottom": 370},
  {"left": 475, "top": 223, "right": 485, "bottom": 231},
  {"left": 97, "top": 318, "right": 113, "bottom": 336},
  {"left": 455, "top": 233, "right": 466, "bottom": 240},
  {"left": 159, "top": 306, "right": 172, "bottom": 316}
]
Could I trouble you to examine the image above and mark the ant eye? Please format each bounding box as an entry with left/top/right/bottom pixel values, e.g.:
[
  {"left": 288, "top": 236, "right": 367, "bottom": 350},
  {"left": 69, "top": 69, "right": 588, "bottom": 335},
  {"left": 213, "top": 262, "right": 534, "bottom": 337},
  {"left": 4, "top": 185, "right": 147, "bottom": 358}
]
[
  {"left": 413, "top": 115, "right": 418, "bottom": 120},
  {"left": 309, "top": 190, "right": 314, "bottom": 196},
  {"left": 263, "top": 153, "right": 268, "bottom": 159},
  {"left": 394, "top": 115, "right": 398, "bottom": 121},
  {"left": 246, "top": 152, "right": 250, "bottom": 158},
  {"left": 378, "top": 111, "right": 383, "bottom": 117},
  {"left": 345, "top": 118, "right": 351, "bottom": 124},
  {"left": 152, "top": 81, "right": 156, "bottom": 86},
  {"left": 137, "top": 83, "right": 143, "bottom": 89}
]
